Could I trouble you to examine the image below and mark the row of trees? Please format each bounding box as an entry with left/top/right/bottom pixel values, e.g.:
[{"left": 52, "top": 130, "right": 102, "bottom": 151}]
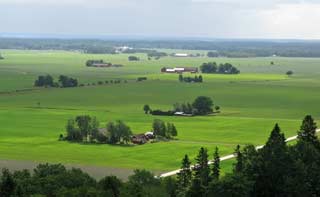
[
  {"left": 173, "top": 115, "right": 320, "bottom": 196},
  {"left": 79, "top": 79, "right": 126, "bottom": 87},
  {"left": 200, "top": 62, "right": 240, "bottom": 74},
  {"left": 179, "top": 74, "right": 203, "bottom": 83},
  {"left": 144, "top": 96, "right": 219, "bottom": 116},
  {"left": 34, "top": 75, "right": 78, "bottom": 88},
  {"left": 0, "top": 163, "right": 173, "bottom": 197},
  {"left": 86, "top": 59, "right": 105, "bottom": 67}
]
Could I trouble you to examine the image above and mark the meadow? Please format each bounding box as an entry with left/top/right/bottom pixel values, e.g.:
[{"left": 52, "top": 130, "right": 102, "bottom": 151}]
[{"left": 0, "top": 49, "right": 319, "bottom": 177}]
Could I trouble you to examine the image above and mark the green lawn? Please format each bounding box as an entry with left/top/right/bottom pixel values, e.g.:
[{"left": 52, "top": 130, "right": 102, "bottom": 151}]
[{"left": 0, "top": 50, "right": 319, "bottom": 175}]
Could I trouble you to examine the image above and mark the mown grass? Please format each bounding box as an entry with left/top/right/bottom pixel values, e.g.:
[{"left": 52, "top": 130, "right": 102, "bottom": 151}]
[{"left": 0, "top": 50, "right": 319, "bottom": 174}]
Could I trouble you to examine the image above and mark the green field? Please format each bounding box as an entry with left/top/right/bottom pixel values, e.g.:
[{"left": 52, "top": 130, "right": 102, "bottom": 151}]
[{"left": 0, "top": 50, "right": 319, "bottom": 176}]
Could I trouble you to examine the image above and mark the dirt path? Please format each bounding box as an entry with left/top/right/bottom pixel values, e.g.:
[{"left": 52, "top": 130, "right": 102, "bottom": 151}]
[{"left": 159, "top": 129, "right": 320, "bottom": 178}]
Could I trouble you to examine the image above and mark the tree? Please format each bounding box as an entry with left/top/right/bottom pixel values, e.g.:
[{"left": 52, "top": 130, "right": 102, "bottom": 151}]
[
  {"left": 116, "top": 120, "right": 132, "bottom": 144},
  {"left": 198, "top": 75, "right": 203, "bottom": 83},
  {"left": 194, "top": 147, "right": 210, "bottom": 187},
  {"left": 192, "top": 96, "right": 213, "bottom": 115},
  {"left": 143, "top": 105, "right": 151, "bottom": 114},
  {"left": 187, "top": 178, "right": 205, "bottom": 197},
  {"left": 254, "top": 124, "right": 289, "bottom": 196},
  {"left": 176, "top": 155, "right": 192, "bottom": 195},
  {"left": 128, "top": 56, "right": 139, "bottom": 61},
  {"left": 233, "top": 145, "right": 243, "bottom": 174},
  {"left": 0, "top": 169, "right": 16, "bottom": 197},
  {"left": 75, "top": 115, "right": 92, "bottom": 141},
  {"left": 128, "top": 169, "right": 159, "bottom": 186},
  {"left": 207, "top": 51, "right": 219, "bottom": 57},
  {"left": 168, "top": 123, "right": 178, "bottom": 138},
  {"left": 179, "top": 74, "right": 183, "bottom": 82},
  {"left": 215, "top": 106, "right": 220, "bottom": 113},
  {"left": 66, "top": 118, "right": 81, "bottom": 141},
  {"left": 99, "top": 176, "right": 122, "bottom": 197},
  {"left": 90, "top": 117, "right": 99, "bottom": 140},
  {"left": 286, "top": 70, "right": 293, "bottom": 77},
  {"left": 298, "top": 115, "right": 318, "bottom": 146},
  {"left": 34, "top": 75, "right": 54, "bottom": 87},
  {"left": 212, "top": 147, "right": 220, "bottom": 180},
  {"left": 152, "top": 119, "right": 167, "bottom": 137},
  {"left": 200, "top": 62, "right": 217, "bottom": 73},
  {"left": 107, "top": 121, "right": 132, "bottom": 144}
]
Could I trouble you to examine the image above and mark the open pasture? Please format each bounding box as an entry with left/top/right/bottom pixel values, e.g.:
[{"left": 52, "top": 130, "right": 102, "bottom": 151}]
[{"left": 0, "top": 50, "right": 319, "bottom": 176}]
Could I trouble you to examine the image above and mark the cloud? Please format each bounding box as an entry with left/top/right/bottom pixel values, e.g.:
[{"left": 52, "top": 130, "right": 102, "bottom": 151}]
[{"left": 0, "top": 0, "right": 319, "bottom": 39}]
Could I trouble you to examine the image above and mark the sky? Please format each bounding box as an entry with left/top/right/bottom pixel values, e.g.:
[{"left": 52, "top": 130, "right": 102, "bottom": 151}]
[{"left": 1, "top": 0, "right": 320, "bottom": 39}]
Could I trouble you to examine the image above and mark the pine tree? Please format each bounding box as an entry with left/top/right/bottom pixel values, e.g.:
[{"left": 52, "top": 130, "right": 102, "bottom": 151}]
[
  {"left": 212, "top": 147, "right": 220, "bottom": 180},
  {"left": 0, "top": 169, "right": 16, "bottom": 196},
  {"left": 194, "top": 147, "right": 210, "bottom": 187},
  {"left": 233, "top": 145, "right": 243, "bottom": 174},
  {"left": 255, "top": 124, "right": 289, "bottom": 196},
  {"left": 298, "top": 115, "right": 318, "bottom": 146},
  {"left": 177, "top": 155, "right": 192, "bottom": 195}
]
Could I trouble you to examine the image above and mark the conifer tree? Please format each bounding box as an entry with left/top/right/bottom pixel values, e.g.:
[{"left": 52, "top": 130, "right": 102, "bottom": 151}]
[
  {"left": 194, "top": 147, "right": 210, "bottom": 187},
  {"left": 176, "top": 155, "right": 192, "bottom": 195},
  {"left": 298, "top": 115, "right": 318, "bottom": 146},
  {"left": 212, "top": 147, "right": 220, "bottom": 180}
]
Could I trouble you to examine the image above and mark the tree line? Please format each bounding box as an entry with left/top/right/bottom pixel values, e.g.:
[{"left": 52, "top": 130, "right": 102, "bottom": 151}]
[
  {"left": 63, "top": 115, "right": 178, "bottom": 144},
  {"left": 0, "top": 163, "right": 174, "bottom": 197},
  {"left": 144, "top": 96, "right": 220, "bottom": 116},
  {"left": 200, "top": 62, "right": 240, "bottom": 74},
  {"left": 179, "top": 74, "right": 203, "bottom": 83},
  {"left": 172, "top": 115, "right": 320, "bottom": 196},
  {"left": 34, "top": 75, "right": 78, "bottom": 88}
]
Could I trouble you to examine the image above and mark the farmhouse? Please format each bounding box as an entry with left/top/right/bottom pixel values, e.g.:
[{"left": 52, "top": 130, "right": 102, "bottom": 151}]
[
  {"left": 174, "top": 53, "right": 189, "bottom": 57},
  {"left": 131, "top": 134, "right": 148, "bottom": 145},
  {"left": 91, "top": 63, "right": 113, "bottom": 67},
  {"left": 161, "top": 67, "right": 198, "bottom": 73}
]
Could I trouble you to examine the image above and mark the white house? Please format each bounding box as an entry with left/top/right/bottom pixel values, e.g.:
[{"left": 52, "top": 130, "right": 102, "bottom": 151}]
[{"left": 174, "top": 53, "right": 189, "bottom": 57}]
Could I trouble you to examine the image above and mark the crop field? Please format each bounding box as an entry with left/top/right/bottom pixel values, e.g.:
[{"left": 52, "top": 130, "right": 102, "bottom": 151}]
[{"left": 0, "top": 50, "right": 320, "bottom": 177}]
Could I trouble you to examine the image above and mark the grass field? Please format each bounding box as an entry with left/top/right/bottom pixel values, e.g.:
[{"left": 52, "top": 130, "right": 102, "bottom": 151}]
[{"left": 0, "top": 50, "right": 319, "bottom": 176}]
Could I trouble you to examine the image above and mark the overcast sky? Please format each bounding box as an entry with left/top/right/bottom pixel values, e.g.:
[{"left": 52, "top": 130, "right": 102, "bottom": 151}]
[{"left": 1, "top": 0, "right": 320, "bottom": 39}]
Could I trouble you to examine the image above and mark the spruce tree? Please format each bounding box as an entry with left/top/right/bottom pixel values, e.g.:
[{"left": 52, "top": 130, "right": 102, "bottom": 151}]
[
  {"left": 0, "top": 169, "right": 16, "bottom": 196},
  {"left": 233, "top": 145, "right": 243, "bottom": 174},
  {"left": 177, "top": 155, "right": 192, "bottom": 195},
  {"left": 194, "top": 147, "right": 210, "bottom": 187},
  {"left": 298, "top": 115, "right": 318, "bottom": 146},
  {"left": 212, "top": 147, "right": 220, "bottom": 180}
]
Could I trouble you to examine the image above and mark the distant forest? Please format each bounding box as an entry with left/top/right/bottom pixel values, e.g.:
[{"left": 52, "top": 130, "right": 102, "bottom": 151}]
[{"left": 1, "top": 38, "right": 320, "bottom": 57}]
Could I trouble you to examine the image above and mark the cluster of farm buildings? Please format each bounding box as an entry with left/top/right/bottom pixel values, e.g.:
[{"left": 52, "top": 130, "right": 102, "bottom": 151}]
[{"left": 131, "top": 132, "right": 155, "bottom": 144}]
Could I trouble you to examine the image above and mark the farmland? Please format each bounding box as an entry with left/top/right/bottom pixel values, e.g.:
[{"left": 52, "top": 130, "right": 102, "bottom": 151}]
[{"left": 0, "top": 49, "right": 319, "bottom": 177}]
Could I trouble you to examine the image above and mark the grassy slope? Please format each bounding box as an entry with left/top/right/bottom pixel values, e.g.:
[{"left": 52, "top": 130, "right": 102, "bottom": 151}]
[{"left": 0, "top": 50, "right": 319, "bottom": 173}]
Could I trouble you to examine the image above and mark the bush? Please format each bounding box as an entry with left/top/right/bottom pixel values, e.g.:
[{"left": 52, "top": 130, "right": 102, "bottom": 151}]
[
  {"left": 137, "top": 77, "right": 147, "bottom": 82},
  {"left": 151, "top": 110, "right": 174, "bottom": 116},
  {"left": 128, "top": 56, "right": 140, "bottom": 61}
]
